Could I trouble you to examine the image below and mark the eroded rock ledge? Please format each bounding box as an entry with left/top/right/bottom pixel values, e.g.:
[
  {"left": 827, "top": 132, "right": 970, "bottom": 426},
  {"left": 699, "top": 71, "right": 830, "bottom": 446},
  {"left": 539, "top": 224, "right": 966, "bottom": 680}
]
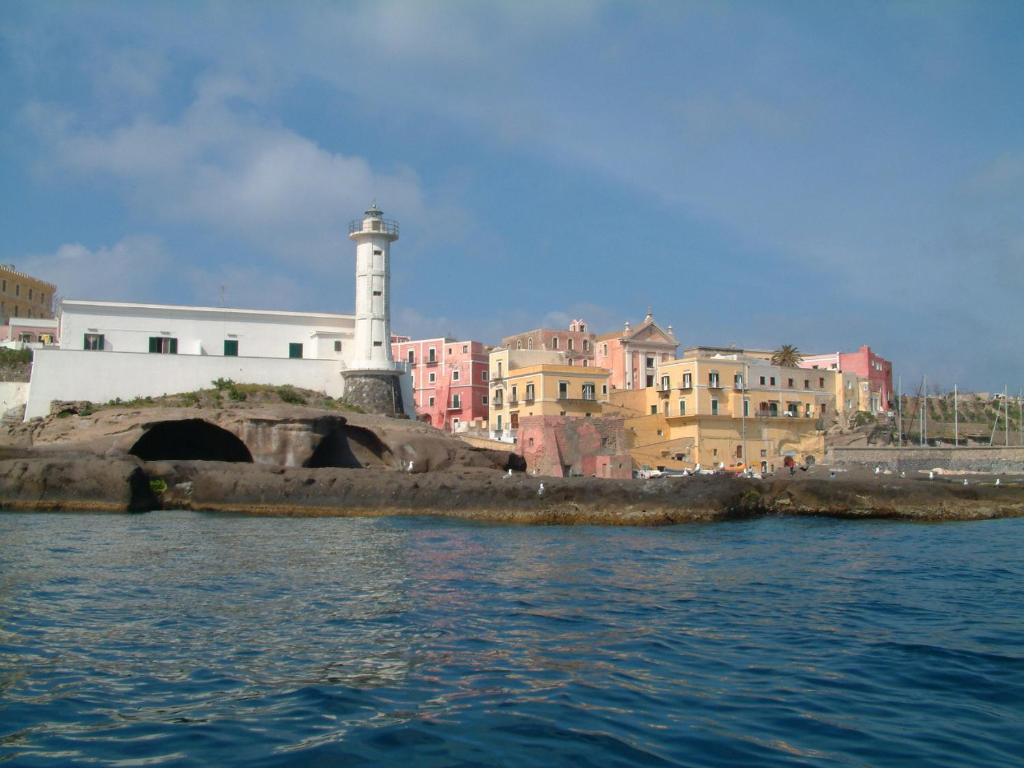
[{"left": 1, "top": 404, "right": 1022, "bottom": 524}]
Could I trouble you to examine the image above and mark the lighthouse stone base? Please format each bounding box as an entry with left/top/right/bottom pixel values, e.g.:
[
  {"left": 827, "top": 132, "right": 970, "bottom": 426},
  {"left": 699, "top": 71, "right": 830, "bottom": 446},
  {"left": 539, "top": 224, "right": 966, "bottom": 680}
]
[{"left": 341, "top": 370, "right": 406, "bottom": 417}]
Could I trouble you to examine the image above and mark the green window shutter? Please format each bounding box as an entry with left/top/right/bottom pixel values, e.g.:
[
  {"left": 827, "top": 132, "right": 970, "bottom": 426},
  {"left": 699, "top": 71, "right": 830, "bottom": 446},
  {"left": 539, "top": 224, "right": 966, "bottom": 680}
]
[
  {"left": 224, "top": 339, "right": 238, "bottom": 356},
  {"left": 149, "top": 337, "right": 158, "bottom": 353},
  {"left": 289, "top": 343, "right": 303, "bottom": 359},
  {"left": 169, "top": 338, "right": 178, "bottom": 354}
]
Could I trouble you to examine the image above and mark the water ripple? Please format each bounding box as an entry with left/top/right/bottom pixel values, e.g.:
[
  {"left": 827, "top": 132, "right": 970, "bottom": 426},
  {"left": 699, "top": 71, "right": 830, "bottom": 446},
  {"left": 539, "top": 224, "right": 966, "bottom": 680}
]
[{"left": 1, "top": 512, "right": 1023, "bottom": 766}]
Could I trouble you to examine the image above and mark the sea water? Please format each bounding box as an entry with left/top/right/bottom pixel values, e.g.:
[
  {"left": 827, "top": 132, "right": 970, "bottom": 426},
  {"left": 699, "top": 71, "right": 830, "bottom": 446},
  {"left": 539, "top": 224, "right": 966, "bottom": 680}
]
[{"left": 1, "top": 512, "right": 1022, "bottom": 767}]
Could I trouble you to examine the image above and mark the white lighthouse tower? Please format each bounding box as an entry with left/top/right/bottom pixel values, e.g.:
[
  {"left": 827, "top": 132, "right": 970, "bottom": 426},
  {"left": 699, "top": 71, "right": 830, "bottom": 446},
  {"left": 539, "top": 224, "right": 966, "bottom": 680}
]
[
  {"left": 349, "top": 201, "right": 398, "bottom": 369},
  {"left": 341, "top": 202, "right": 407, "bottom": 416}
]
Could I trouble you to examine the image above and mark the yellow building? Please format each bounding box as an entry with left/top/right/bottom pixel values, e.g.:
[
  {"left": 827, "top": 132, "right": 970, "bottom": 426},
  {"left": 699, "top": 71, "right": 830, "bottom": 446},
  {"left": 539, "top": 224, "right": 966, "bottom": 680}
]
[
  {"left": 612, "top": 352, "right": 838, "bottom": 473},
  {"left": 0, "top": 265, "right": 56, "bottom": 324},
  {"left": 488, "top": 348, "right": 610, "bottom": 441}
]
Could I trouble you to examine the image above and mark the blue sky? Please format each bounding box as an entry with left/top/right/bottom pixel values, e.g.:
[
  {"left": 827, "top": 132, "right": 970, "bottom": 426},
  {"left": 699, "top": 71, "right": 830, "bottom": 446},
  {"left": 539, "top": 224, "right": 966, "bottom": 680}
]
[{"left": 1, "top": 1, "right": 1021, "bottom": 391}]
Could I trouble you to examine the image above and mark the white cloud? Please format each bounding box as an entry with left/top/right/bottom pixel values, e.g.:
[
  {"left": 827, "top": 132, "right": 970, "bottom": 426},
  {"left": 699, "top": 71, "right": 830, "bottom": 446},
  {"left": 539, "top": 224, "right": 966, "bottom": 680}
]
[
  {"left": 18, "top": 236, "right": 171, "bottom": 303},
  {"left": 26, "top": 74, "right": 431, "bottom": 271}
]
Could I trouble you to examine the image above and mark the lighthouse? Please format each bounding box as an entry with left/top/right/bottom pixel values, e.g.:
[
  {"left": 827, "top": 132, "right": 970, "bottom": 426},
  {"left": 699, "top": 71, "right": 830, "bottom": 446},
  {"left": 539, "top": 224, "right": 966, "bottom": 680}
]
[
  {"left": 349, "top": 201, "right": 398, "bottom": 369},
  {"left": 341, "top": 202, "right": 407, "bottom": 416}
]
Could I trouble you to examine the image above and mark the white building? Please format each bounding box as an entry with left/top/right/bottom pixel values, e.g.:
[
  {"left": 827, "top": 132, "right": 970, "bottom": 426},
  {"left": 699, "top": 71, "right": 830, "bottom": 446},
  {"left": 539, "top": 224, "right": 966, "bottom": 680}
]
[{"left": 24, "top": 205, "right": 414, "bottom": 420}]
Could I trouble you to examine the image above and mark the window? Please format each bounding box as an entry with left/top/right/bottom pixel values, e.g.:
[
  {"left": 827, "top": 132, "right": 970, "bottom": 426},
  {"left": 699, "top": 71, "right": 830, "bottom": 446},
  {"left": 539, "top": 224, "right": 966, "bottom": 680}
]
[
  {"left": 28, "top": 289, "right": 32, "bottom": 300},
  {"left": 602, "top": 343, "right": 608, "bottom": 356},
  {"left": 525, "top": 383, "right": 535, "bottom": 401},
  {"left": 1, "top": 280, "right": 5, "bottom": 291},
  {"left": 567, "top": 338, "right": 574, "bottom": 351},
  {"left": 149, "top": 337, "right": 178, "bottom": 354},
  {"left": 428, "top": 372, "right": 436, "bottom": 383},
  {"left": 429, "top": 396, "right": 435, "bottom": 407},
  {"left": 709, "top": 371, "right": 720, "bottom": 388},
  {"left": 711, "top": 398, "right": 719, "bottom": 415},
  {"left": 582, "top": 383, "right": 596, "bottom": 400},
  {"left": 650, "top": 405, "right": 657, "bottom": 415},
  {"left": 494, "top": 390, "right": 503, "bottom": 406},
  {"left": 743, "top": 398, "right": 750, "bottom": 417},
  {"left": 819, "top": 377, "right": 825, "bottom": 388},
  {"left": 224, "top": 339, "right": 238, "bottom": 357},
  {"left": 452, "top": 369, "right": 460, "bottom": 382},
  {"left": 373, "top": 341, "right": 382, "bottom": 347},
  {"left": 334, "top": 341, "right": 342, "bottom": 352},
  {"left": 288, "top": 342, "right": 303, "bottom": 359},
  {"left": 428, "top": 347, "right": 436, "bottom": 363},
  {"left": 788, "top": 378, "right": 794, "bottom": 387},
  {"left": 497, "top": 415, "right": 503, "bottom": 430},
  {"left": 770, "top": 376, "right": 776, "bottom": 386},
  {"left": 682, "top": 372, "right": 692, "bottom": 389},
  {"left": 759, "top": 375, "right": 766, "bottom": 385},
  {"left": 679, "top": 399, "right": 686, "bottom": 416},
  {"left": 452, "top": 394, "right": 461, "bottom": 409},
  {"left": 372, "top": 290, "right": 382, "bottom": 296},
  {"left": 84, "top": 333, "right": 104, "bottom": 351},
  {"left": 408, "top": 350, "right": 415, "bottom": 364},
  {"left": 804, "top": 379, "right": 810, "bottom": 389},
  {"left": 462, "top": 344, "right": 468, "bottom": 354},
  {"left": 482, "top": 395, "right": 488, "bottom": 405},
  {"left": 602, "top": 384, "right": 608, "bottom": 395},
  {"left": 713, "top": 448, "right": 718, "bottom": 457},
  {"left": 661, "top": 375, "right": 670, "bottom": 391},
  {"left": 735, "top": 374, "right": 744, "bottom": 389},
  {"left": 516, "top": 340, "right": 522, "bottom": 349},
  {"left": 583, "top": 339, "right": 589, "bottom": 351},
  {"left": 528, "top": 338, "right": 533, "bottom": 350},
  {"left": 736, "top": 445, "right": 743, "bottom": 459},
  {"left": 481, "top": 370, "right": 488, "bottom": 382},
  {"left": 552, "top": 337, "right": 559, "bottom": 350},
  {"left": 559, "top": 381, "right": 569, "bottom": 400},
  {"left": 646, "top": 356, "right": 655, "bottom": 369},
  {"left": 14, "top": 285, "right": 19, "bottom": 297},
  {"left": 511, "top": 385, "right": 518, "bottom": 403}
]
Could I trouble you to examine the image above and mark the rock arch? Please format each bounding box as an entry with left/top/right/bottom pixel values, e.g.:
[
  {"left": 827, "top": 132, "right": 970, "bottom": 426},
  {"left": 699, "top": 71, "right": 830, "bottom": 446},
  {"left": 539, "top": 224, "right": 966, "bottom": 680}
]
[
  {"left": 130, "top": 419, "right": 254, "bottom": 463},
  {"left": 305, "top": 424, "right": 393, "bottom": 469}
]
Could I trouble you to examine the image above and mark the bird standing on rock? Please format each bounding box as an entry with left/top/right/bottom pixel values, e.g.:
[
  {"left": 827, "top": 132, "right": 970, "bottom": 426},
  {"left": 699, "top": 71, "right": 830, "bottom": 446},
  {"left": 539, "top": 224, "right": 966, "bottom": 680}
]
[
  {"left": 538, "top": 483, "right": 545, "bottom": 497},
  {"left": 996, "top": 478, "right": 1001, "bottom": 486},
  {"left": 929, "top": 471, "right": 935, "bottom": 480}
]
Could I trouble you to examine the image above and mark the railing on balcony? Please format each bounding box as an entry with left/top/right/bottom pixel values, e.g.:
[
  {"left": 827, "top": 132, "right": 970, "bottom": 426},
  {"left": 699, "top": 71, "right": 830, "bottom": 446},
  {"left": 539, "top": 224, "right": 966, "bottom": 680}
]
[
  {"left": 508, "top": 399, "right": 519, "bottom": 406},
  {"left": 524, "top": 396, "right": 535, "bottom": 404},
  {"left": 348, "top": 218, "right": 400, "bottom": 237}
]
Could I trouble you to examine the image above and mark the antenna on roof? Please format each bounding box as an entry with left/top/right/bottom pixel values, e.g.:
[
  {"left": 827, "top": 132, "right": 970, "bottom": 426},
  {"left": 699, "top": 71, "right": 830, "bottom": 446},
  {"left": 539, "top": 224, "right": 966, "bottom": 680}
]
[{"left": 219, "top": 285, "right": 226, "bottom": 307}]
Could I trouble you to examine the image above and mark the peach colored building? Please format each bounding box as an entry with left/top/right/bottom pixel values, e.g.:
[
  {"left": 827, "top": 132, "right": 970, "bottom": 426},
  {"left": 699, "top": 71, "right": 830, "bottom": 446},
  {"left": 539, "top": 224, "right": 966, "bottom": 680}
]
[
  {"left": 500, "top": 319, "right": 596, "bottom": 366},
  {"left": 594, "top": 311, "right": 678, "bottom": 391},
  {"left": 391, "top": 336, "right": 491, "bottom": 431}
]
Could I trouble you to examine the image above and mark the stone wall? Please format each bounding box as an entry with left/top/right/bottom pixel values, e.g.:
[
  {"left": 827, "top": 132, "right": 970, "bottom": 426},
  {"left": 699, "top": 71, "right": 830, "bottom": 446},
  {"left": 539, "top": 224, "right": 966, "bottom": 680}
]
[
  {"left": 517, "top": 415, "right": 631, "bottom": 478},
  {"left": 829, "top": 446, "right": 1024, "bottom": 474},
  {"left": 342, "top": 372, "right": 405, "bottom": 417}
]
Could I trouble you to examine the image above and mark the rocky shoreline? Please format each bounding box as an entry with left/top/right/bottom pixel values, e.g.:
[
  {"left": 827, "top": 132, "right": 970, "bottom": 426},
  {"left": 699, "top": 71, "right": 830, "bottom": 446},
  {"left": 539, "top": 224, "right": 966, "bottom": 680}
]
[
  {"left": 1, "top": 402, "right": 1022, "bottom": 525},
  {"left": 1, "top": 455, "right": 1022, "bottom": 524}
]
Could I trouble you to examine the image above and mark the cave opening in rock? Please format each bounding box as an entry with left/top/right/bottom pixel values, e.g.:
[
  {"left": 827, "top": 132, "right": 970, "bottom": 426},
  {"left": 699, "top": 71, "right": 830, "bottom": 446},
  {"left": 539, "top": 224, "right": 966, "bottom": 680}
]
[
  {"left": 305, "top": 425, "right": 392, "bottom": 469},
  {"left": 129, "top": 419, "right": 254, "bottom": 463}
]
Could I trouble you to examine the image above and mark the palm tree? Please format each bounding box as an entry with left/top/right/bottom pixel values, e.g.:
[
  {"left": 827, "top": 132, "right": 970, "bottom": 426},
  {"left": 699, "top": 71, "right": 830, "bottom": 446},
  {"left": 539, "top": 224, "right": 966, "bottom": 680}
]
[{"left": 771, "top": 344, "right": 803, "bottom": 368}]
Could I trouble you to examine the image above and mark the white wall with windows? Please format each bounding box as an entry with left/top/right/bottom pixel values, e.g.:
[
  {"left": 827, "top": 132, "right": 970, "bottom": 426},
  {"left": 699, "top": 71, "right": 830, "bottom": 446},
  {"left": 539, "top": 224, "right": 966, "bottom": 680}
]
[
  {"left": 22, "top": 300, "right": 403, "bottom": 419},
  {"left": 59, "top": 301, "right": 355, "bottom": 360}
]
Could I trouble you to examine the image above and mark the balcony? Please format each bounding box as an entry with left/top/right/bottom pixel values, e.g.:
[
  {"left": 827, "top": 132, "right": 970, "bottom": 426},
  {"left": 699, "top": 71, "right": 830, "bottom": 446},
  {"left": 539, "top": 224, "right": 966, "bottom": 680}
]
[
  {"left": 424, "top": 358, "right": 439, "bottom": 366},
  {"left": 447, "top": 404, "right": 463, "bottom": 411},
  {"left": 490, "top": 373, "right": 504, "bottom": 382},
  {"left": 348, "top": 218, "right": 400, "bottom": 237},
  {"left": 508, "top": 399, "right": 519, "bottom": 407},
  {"left": 657, "top": 388, "right": 671, "bottom": 398},
  {"left": 524, "top": 396, "right": 535, "bottom": 404}
]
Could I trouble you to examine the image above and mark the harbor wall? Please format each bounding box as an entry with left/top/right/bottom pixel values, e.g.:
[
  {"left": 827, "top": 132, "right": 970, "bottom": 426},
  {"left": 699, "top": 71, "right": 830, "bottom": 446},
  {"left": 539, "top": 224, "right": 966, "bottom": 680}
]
[{"left": 829, "top": 446, "right": 1024, "bottom": 474}]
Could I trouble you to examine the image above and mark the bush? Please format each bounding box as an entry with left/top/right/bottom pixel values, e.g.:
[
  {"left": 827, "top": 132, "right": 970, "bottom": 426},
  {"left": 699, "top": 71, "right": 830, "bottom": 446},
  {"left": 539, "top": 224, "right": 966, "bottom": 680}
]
[
  {"left": 852, "top": 411, "right": 875, "bottom": 428},
  {"left": 277, "top": 385, "right": 306, "bottom": 405},
  {"left": 0, "top": 348, "right": 32, "bottom": 365},
  {"left": 211, "top": 377, "right": 235, "bottom": 391}
]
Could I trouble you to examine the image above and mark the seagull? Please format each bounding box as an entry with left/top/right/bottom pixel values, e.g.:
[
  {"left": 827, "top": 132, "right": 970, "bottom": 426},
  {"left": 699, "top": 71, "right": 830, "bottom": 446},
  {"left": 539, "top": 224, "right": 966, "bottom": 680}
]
[
  {"left": 874, "top": 465, "right": 881, "bottom": 475},
  {"left": 406, "top": 460, "right": 414, "bottom": 473},
  {"left": 928, "top": 471, "right": 935, "bottom": 480},
  {"left": 995, "top": 478, "right": 1001, "bottom": 486},
  {"left": 963, "top": 479, "right": 969, "bottom": 486},
  {"left": 507, "top": 468, "right": 513, "bottom": 477},
  {"left": 900, "top": 471, "right": 906, "bottom": 478},
  {"left": 829, "top": 470, "right": 836, "bottom": 479},
  {"left": 538, "top": 483, "right": 545, "bottom": 497}
]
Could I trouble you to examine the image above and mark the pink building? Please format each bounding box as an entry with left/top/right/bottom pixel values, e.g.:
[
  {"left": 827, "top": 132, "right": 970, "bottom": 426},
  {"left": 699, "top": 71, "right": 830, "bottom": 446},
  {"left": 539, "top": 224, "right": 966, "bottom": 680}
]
[
  {"left": 517, "top": 415, "right": 632, "bottom": 478},
  {"left": 594, "top": 311, "right": 678, "bottom": 390},
  {"left": 501, "top": 319, "right": 596, "bottom": 366},
  {"left": 391, "top": 336, "right": 491, "bottom": 431},
  {"left": 800, "top": 345, "right": 893, "bottom": 413},
  {"left": 0, "top": 316, "right": 59, "bottom": 346}
]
